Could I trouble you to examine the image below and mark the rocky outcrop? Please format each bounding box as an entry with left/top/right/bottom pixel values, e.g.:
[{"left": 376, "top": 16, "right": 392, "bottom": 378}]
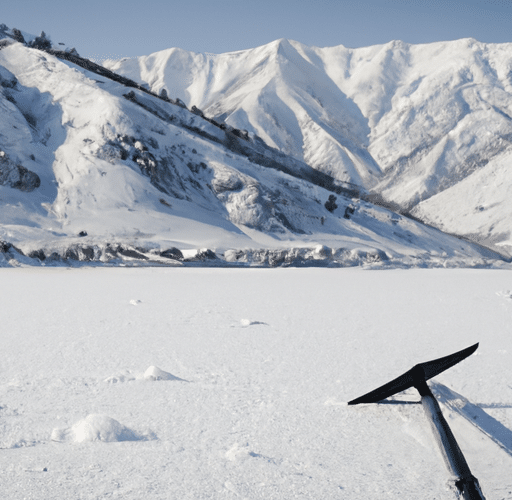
[{"left": 0, "top": 150, "right": 40, "bottom": 192}]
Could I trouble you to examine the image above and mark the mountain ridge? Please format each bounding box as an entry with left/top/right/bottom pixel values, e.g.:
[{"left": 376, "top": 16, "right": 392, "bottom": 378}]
[
  {"left": 0, "top": 26, "right": 508, "bottom": 267},
  {"left": 106, "top": 36, "right": 512, "bottom": 256}
]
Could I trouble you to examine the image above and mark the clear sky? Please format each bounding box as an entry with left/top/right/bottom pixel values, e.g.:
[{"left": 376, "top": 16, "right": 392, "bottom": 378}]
[{"left": 3, "top": 0, "right": 512, "bottom": 61}]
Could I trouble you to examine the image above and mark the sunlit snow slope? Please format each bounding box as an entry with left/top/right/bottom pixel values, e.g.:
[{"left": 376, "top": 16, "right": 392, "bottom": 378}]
[
  {"left": 0, "top": 32, "right": 504, "bottom": 267},
  {"left": 105, "top": 39, "right": 382, "bottom": 189},
  {"left": 106, "top": 38, "right": 512, "bottom": 256}
]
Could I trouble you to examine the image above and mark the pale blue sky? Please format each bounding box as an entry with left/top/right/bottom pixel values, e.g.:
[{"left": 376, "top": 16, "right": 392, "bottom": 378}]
[{"left": 3, "top": 0, "right": 512, "bottom": 61}]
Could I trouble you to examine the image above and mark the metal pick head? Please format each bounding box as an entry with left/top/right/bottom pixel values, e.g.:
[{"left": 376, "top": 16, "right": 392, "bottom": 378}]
[{"left": 348, "top": 343, "right": 479, "bottom": 405}]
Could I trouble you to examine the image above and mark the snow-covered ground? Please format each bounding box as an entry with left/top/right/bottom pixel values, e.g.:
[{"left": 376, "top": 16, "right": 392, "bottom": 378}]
[{"left": 1, "top": 267, "right": 511, "bottom": 499}]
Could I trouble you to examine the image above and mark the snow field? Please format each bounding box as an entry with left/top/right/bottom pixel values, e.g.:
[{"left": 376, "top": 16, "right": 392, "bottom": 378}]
[{"left": 0, "top": 267, "right": 511, "bottom": 499}]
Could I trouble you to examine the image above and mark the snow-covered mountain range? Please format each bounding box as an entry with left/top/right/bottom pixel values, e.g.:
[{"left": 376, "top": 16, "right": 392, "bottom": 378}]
[
  {"left": 0, "top": 24, "right": 508, "bottom": 267},
  {"left": 106, "top": 37, "right": 512, "bottom": 257}
]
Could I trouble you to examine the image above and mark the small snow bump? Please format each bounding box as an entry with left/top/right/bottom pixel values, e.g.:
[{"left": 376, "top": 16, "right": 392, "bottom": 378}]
[
  {"left": 51, "top": 414, "right": 152, "bottom": 443},
  {"left": 144, "top": 366, "right": 184, "bottom": 381},
  {"left": 225, "top": 443, "right": 254, "bottom": 461},
  {"left": 130, "top": 299, "right": 142, "bottom": 306},
  {"left": 240, "top": 319, "right": 267, "bottom": 327}
]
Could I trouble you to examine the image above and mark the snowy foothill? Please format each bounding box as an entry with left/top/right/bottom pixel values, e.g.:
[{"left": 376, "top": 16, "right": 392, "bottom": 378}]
[{"left": 1, "top": 267, "right": 512, "bottom": 499}]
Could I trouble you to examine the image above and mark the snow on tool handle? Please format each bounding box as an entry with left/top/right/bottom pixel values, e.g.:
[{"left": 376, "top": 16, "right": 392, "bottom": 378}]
[{"left": 348, "top": 343, "right": 485, "bottom": 500}]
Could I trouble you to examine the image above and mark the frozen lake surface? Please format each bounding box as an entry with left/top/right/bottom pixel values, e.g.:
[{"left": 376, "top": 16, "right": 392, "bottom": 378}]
[{"left": 1, "top": 267, "right": 511, "bottom": 499}]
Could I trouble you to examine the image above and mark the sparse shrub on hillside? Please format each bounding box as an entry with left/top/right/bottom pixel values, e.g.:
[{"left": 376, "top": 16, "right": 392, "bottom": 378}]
[
  {"left": 191, "top": 105, "right": 204, "bottom": 117},
  {"left": 344, "top": 205, "right": 355, "bottom": 219},
  {"left": 324, "top": 194, "right": 337, "bottom": 212},
  {"left": 175, "top": 98, "right": 187, "bottom": 109},
  {"left": 230, "top": 128, "right": 250, "bottom": 141},
  {"left": 159, "top": 88, "right": 169, "bottom": 101}
]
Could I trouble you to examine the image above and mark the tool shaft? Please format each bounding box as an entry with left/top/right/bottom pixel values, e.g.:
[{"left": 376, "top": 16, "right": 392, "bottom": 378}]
[{"left": 416, "top": 380, "right": 485, "bottom": 500}]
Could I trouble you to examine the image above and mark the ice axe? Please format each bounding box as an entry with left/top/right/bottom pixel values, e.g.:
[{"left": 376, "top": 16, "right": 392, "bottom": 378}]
[{"left": 348, "top": 343, "right": 485, "bottom": 500}]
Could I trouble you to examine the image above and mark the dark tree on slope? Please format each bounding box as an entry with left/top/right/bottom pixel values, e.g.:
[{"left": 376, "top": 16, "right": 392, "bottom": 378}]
[
  {"left": 30, "top": 31, "right": 52, "bottom": 50},
  {"left": 324, "top": 194, "right": 338, "bottom": 212},
  {"left": 11, "top": 28, "right": 25, "bottom": 44},
  {"left": 344, "top": 205, "right": 355, "bottom": 219}
]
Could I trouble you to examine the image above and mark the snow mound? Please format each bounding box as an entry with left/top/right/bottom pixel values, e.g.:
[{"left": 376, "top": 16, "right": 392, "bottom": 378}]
[
  {"left": 240, "top": 319, "right": 267, "bottom": 327},
  {"left": 51, "top": 414, "right": 149, "bottom": 443},
  {"left": 143, "top": 365, "right": 183, "bottom": 381}
]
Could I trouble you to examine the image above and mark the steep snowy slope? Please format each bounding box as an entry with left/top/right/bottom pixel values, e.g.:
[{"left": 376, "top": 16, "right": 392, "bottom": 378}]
[
  {"left": 0, "top": 35, "right": 504, "bottom": 267},
  {"left": 105, "top": 40, "right": 383, "bottom": 189},
  {"left": 106, "top": 38, "right": 512, "bottom": 256},
  {"left": 411, "top": 148, "right": 512, "bottom": 253}
]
